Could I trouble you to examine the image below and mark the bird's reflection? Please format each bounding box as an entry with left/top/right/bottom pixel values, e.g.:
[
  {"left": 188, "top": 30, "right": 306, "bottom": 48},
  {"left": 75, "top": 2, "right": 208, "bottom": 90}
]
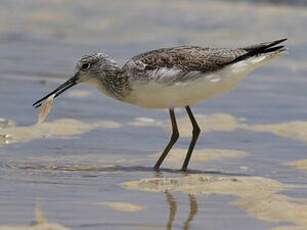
[
  {"left": 164, "top": 191, "right": 198, "bottom": 230},
  {"left": 184, "top": 194, "right": 198, "bottom": 230},
  {"left": 165, "top": 191, "right": 177, "bottom": 230}
]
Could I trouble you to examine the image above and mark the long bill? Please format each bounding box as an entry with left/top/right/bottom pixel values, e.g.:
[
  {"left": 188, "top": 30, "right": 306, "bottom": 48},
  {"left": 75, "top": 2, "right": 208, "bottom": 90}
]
[{"left": 32, "top": 74, "right": 79, "bottom": 108}]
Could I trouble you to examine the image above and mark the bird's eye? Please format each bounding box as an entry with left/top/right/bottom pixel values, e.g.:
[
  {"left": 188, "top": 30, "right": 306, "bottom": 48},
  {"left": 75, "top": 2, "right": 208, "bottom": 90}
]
[{"left": 81, "top": 63, "right": 90, "bottom": 70}]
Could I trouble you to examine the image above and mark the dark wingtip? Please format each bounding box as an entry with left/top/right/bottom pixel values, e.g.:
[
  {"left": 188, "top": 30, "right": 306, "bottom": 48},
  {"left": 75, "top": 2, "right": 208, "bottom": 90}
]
[
  {"left": 231, "top": 38, "right": 288, "bottom": 64},
  {"left": 274, "top": 38, "right": 287, "bottom": 43},
  {"left": 243, "top": 38, "right": 288, "bottom": 52},
  {"left": 268, "top": 38, "right": 287, "bottom": 47},
  {"left": 261, "top": 45, "right": 285, "bottom": 54}
]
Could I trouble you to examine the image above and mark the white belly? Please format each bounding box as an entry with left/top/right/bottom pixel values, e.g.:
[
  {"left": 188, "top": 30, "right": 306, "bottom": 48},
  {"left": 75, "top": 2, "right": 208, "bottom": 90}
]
[
  {"left": 123, "top": 55, "right": 278, "bottom": 108},
  {"left": 126, "top": 73, "right": 242, "bottom": 108}
]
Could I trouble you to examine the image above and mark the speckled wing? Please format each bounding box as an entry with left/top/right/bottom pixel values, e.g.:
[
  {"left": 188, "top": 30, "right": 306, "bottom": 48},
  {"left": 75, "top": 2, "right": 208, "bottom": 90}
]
[
  {"left": 122, "top": 39, "right": 286, "bottom": 82},
  {"left": 128, "top": 46, "right": 245, "bottom": 73}
]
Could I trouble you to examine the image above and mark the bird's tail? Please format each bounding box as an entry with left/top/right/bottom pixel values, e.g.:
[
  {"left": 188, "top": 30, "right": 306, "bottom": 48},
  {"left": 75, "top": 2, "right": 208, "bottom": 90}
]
[
  {"left": 235, "top": 38, "right": 287, "bottom": 63},
  {"left": 225, "top": 38, "right": 287, "bottom": 77}
]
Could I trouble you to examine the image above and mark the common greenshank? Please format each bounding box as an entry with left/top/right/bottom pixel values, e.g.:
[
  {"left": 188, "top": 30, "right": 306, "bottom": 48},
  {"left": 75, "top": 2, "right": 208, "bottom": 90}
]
[{"left": 33, "top": 38, "right": 287, "bottom": 171}]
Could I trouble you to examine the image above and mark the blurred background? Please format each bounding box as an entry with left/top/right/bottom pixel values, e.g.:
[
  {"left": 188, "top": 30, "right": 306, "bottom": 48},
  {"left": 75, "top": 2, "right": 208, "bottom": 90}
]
[
  {"left": 1, "top": 0, "right": 307, "bottom": 122},
  {"left": 0, "top": 0, "right": 307, "bottom": 229}
]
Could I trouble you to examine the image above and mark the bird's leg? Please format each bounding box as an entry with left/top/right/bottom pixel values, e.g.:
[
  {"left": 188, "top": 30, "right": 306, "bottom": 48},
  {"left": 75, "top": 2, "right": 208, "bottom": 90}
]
[
  {"left": 154, "top": 108, "right": 179, "bottom": 171},
  {"left": 182, "top": 106, "right": 200, "bottom": 171}
]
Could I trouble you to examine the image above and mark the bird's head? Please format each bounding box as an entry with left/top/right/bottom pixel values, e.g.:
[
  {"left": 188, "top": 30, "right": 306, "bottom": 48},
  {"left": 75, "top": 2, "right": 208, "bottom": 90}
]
[{"left": 33, "top": 52, "right": 119, "bottom": 108}]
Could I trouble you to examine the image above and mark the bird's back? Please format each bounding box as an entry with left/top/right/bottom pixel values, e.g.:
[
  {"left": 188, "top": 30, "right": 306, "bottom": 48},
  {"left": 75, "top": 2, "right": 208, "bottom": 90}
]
[
  {"left": 129, "top": 46, "right": 245, "bottom": 72},
  {"left": 123, "top": 39, "right": 286, "bottom": 74}
]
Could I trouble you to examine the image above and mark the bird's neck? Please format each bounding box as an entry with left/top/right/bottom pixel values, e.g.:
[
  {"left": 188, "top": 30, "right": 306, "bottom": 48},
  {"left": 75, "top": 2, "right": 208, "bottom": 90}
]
[{"left": 91, "top": 65, "right": 131, "bottom": 100}]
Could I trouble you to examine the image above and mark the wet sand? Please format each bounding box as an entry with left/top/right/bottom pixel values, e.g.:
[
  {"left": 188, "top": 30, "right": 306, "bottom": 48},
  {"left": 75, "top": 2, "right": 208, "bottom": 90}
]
[
  {"left": 131, "top": 112, "right": 307, "bottom": 145},
  {"left": 122, "top": 175, "right": 307, "bottom": 229},
  {"left": 101, "top": 202, "right": 144, "bottom": 212},
  {"left": 0, "top": 118, "right": 120, "bottom": 144},
  {"left": 287, "top": 160, "right": 307, "bottom": 172},
  {"left": 0, "top": 206, "right": 69, "bottom": 230},
  {"left": 0, "top": 0, "right": 307, "bottom": 229}
]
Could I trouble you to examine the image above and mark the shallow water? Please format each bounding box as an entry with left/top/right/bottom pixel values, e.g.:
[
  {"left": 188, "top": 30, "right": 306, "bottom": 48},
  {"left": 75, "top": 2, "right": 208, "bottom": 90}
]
[{"left": 0, "top": 0, "right": 307, "bottom": 229}]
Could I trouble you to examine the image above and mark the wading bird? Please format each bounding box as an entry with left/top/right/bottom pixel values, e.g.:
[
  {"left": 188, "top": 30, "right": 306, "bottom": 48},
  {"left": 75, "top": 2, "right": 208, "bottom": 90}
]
[{"left": 33, "top": 38, "right": 287, "bottom": 171}]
